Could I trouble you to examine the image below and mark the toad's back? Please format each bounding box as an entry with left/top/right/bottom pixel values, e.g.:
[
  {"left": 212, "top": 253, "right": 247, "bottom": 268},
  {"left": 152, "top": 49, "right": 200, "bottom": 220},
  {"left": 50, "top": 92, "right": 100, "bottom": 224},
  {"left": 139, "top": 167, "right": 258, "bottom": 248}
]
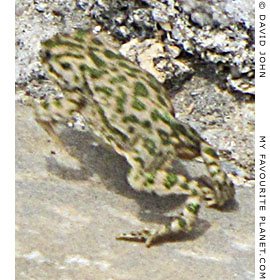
[{"left": 41, "top": 31, "right": 202, "bottom": 168}]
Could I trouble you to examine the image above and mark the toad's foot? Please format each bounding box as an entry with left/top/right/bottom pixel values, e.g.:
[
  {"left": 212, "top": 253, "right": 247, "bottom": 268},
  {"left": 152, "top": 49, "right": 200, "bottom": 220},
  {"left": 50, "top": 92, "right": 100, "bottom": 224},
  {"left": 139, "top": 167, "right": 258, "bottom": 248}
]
[
  {"left": 116, "top": 226, "right": 171, "bottom": 248},
  {"left": 117, "top": 195, "right": 200, "bottom": 247}
]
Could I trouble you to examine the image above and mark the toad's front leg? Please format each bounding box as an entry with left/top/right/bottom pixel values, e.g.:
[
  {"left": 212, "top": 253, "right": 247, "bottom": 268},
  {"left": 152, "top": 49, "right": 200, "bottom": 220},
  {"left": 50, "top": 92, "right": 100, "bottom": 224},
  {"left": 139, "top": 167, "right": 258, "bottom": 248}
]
[
  {"left": 117, "top": 194, "right": 201, "bottom": 247},
  {"left": 116, "top": 160, "right": 204, "bottom": 247}
]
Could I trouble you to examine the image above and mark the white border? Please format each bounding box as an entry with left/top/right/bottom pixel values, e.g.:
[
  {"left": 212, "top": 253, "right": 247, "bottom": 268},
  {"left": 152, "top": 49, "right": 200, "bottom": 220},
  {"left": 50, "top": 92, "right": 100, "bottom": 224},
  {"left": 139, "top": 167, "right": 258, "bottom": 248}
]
[
  {"left": 255, "top": 0, "right": 270, "bottom": 279},
  {"left": 0, "top": 1, "right": 15, "bottom": 278}
]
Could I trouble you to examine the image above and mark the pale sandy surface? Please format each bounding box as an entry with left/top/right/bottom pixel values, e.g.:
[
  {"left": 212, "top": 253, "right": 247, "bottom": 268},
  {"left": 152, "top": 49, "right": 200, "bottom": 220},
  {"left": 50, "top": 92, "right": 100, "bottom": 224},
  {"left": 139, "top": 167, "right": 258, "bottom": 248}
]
[{"left": 16, "top": 103, "right": 254, "bottom": 280}]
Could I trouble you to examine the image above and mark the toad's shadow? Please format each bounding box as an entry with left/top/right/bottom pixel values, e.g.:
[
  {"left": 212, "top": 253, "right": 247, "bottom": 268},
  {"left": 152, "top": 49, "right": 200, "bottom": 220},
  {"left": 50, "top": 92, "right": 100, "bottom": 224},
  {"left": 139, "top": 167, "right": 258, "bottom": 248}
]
[{"left": 46, "top": 128, "right": 238, "bottom": 243}]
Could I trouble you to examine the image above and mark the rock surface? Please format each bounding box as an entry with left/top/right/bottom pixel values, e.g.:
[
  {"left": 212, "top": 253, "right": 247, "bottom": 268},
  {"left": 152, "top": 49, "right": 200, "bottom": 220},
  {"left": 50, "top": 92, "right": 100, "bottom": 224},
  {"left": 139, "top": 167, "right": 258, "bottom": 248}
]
[{"left": 16, "top": 1, "right": 254, "bottom": 279}]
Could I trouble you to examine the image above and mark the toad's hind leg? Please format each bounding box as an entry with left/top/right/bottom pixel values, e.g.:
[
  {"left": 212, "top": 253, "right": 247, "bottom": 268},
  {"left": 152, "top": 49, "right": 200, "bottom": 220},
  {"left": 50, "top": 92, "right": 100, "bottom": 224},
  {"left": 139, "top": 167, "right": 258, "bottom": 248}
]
[
  {"left": 174, "top": 121, "right": 235, "bottom": 207},
  {"left": 116, "top": 159, "right": 204, "bottom": 247},
  {"left": 199, "top": 141, "right": 235, "bottom": 207}
]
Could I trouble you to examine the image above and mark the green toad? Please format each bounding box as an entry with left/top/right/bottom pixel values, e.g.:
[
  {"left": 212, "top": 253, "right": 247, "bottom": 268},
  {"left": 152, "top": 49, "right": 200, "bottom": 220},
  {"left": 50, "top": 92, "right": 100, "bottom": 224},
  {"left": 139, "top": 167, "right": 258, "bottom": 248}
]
[{"left": 34, "top": 30, "right": 235, "bottom": 247}]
